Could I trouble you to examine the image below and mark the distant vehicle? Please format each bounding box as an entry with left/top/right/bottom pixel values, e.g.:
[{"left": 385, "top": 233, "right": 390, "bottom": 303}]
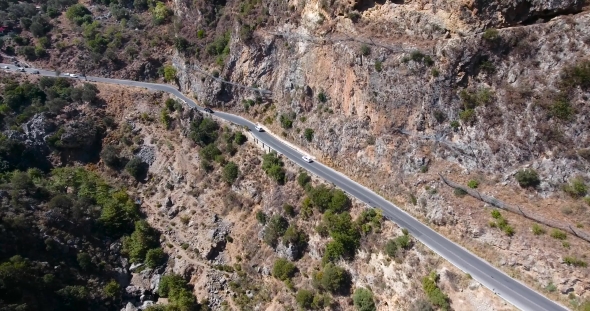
[
  {"left": 302, "top": 155, "right": 313, "bottom": 163},
  {"left": 17, "top": 67, "right": 25, "bottom": 72},
  {"left": 1, "top": 66, "right": 8, "bottom": 69},
  {"left": 70, "top": 74, "right": 78, "bottom": 78},
  {"left": 23, "top": 65, "right": 28, "bottom": 68},
  {"left": 254, "top": 124, "right": 264, "bottom": 132},
  {"left": 32, "top": 70, "right": 39, "bottom": 74},
  {"left": 204, "top": 108, "right": 214, "bottom": 113},
  {"left": 63, "top": 72, "right": 70, "bottom": 76}
]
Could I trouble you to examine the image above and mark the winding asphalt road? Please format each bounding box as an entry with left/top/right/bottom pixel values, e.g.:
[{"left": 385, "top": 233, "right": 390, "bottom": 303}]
[{"left": 1, "top": 64, "right": 569, "bottom": 311}]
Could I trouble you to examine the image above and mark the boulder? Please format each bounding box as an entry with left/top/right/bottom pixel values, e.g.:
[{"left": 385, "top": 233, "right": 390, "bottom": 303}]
[
  {"left": 150, "top": 274, "right": 161, "bottom": 292},
  {"left": 59, "top": 120, "right": 98, "bottom": 149},
  {"left": 276, "top": 242, "right": 299, "bottom": 261},
  {"left": 135, "top": 145, "right": 156, "bottom": 166},
  {"left": 21, "top": 113, "right": 55, "bottom": 148},
  {"left": 123, "top": 302, "right": 138, "bottom": 311}
]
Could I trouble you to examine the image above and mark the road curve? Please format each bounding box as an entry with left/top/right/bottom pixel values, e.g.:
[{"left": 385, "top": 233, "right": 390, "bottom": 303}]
[{"left": 1, "top": 64, "right": 569, "bottom": 311}]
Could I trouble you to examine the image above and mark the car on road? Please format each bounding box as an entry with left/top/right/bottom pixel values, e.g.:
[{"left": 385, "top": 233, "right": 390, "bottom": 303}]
[
  {"left": 32, "top": 70, "right": 39, "bottom": 74},
  {"left": 17, "top": 67, "right": 25, "bottom": 72},
  {"left": 63, "top": 72, "right": 70, "bottom": 76},
  {"left": 254, "top": 124, "right": 264, "bottom": 132},
  {"left": 70, "top": 74, "right": 78, "bottom": 78},
  {"left": 1, "top": 66, "right": 8, "bottom": 69},
  {"left": 302, "top": 155, "right": 313, "bottom": 163},
  {"left": 204, "top": 108, "right": 214, "bottom": 113}
]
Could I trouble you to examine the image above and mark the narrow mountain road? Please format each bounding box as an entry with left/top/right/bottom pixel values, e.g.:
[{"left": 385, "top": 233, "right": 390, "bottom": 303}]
[{"left": 1, "top": 64, "right": 569, "bottom": 311}]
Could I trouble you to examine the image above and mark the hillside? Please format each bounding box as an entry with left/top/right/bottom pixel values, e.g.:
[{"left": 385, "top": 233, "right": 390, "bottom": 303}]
[{"left": 1, "top": 0, "right": 590, "bottom": 309}]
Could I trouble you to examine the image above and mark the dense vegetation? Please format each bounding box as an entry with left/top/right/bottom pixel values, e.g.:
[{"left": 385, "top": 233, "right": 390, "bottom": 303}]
[{"left": 0, "top": 164, "right": 146, "bottom": 310}]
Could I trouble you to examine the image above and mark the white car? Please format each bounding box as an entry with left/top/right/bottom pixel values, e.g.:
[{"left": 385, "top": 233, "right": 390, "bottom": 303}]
[
  {"left": 17, "top": 67, "right": 25, "bottom": 72},
  {"left": 302, "top": 155, "right": 313, "bottom": 163},
  {"left": 254, "top": 124, "right": 264, "bottom": 132},
  {"left": 63, "top": 72, "right": 70, "bottom": 76},
  {"left": 70, "top": 74, "right": 78, "bottom": 78},
  {"left": 1, "top": 66, "right": 8, "bottom": 69}
]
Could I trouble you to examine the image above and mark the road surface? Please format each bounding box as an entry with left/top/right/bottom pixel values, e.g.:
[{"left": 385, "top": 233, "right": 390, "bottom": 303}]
[{"left": 0, "top": 63, "right": 569, "bottom": 311}]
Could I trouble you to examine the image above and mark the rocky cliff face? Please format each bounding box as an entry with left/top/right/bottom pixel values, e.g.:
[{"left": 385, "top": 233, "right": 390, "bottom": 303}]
[{"left": 174, "top": 1, "right": 590, "bottom": 186}]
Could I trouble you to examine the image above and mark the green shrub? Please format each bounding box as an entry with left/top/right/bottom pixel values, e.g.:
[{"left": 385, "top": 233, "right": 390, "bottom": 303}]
[
  {"left": 482, "top": 28, "right": 499, "bottom": 42},
  {"left": 283, "top": 204, "right": 295, "bottom": 217},
  {"left": 272, "top": 258, "right": 296, "bottom": 281},
  {"left": 317, "top": 92, "right": 327, "bottom": 103},
  {"left": 322, "top": 240, "right": 345, "bottom": 264},
  {"left": 515, "top": 169, "right": 540, "bottom": 188},
  {"left": 296, "top": 289, "right": 314, "bottom": 309},
  {"left": 189, "top": 117, "right": 219, "bottom": 146},
  {"left": 459, "top": 109, "right": 475, "bottom": 124},
  {"left": 560, "top": 60, "right": 590, "bottom": 91},
  {"left": 550, "top": 229, "right": 567, "bottom": 240},
  {"left": 98, "top": 189, "right": 140, "bottom": 237},
  {"left": 122, "top": 220, "right": 160, "bottom": 263},
  {"left": 532, "top": 224, "right": 546, "bottom": 235},
  {"left": 256, "top": 211, "right": 267, "bottom": 224},
  {"left": 374, "top": 60, "right": 382, "bottom": 72},
  {"left": 125, "top": 157, "right": 146, "bottom": 179},
  {"left": 158, "top": 274, "right": 198, "bottom": 310},
  {"left": 262, "top": 152, "right": 285, "bottom": 184},
  {"left": 283, "top": 225, "right": 308, "bottom": 250},
  {"left": 234, "top": 131, "right": 247, "bottom": 145},
  {"left": 77, "top": 252, "right": 92, "bottom": 270},
  {"left": 103, "top": 280, "right": 120, "bottom": 298},
  {"left": 222, "top": 161, "right": 239, "bottom": 184},
  {"left": 309, "top": 185, "right": 331, "bottom": 211},
  {"left": 467, "top": 180, "right": 479, "bottom": 189},
  {"left": 385, "top": 239, "right": 397, "bottom": 257},
  {"left": 491, "top": 210, "right": 501, "bottom": 219},
  {"left": 199, "top": 144, "right": 222, "bottom": 161},
  {"left": 145, "top": 248, "right": 166, "bottom": 268},
  {"left": 360, "top": 44, "right": 370, "bottom": 56},
  {"left": 279, "top": 113, "right": 294, "bottom": 129},
  {"left": 66, "top": 4, "right": 92, "bottom": 26},
  {"left": 450, "top": 120, "right": 460, "bottom": 130},
  {"left": 304, "top": 128, "right": 314, "bottom": 142},
  {"left": 151, "top": 1, "right": 172, "bottom": 25},
  {"left": 263, "top": 215, "right": 288, "bottom": 247},
  {"left": 297, "top": 172, "right": 311, "bottom": 188},
  {"left": 549, "top": 99, "right": 574, "bottom": 121},
  {"left": 328, "top": 189, "right": 351, "bottom": 213},
  {"left": 564, "top": 256, "right": 588, "bottom": 267},
  {"left": 315, "top": 263, "right": 350, "bottom": 294},
  {"left": 100, "top": 145, "right": 120, "bottom": 168},
  {"left": 422, "top": 271, "right": 450, "bottom": 311},
  {"left": 163, "top": 65, "right": 177, "bottom": 82},
  {"left": 562, "top": 177, "right": 587, "bottom": 198},
  {"left": 353, "top": 288, "right": 376, "bottom": 311},
  {"left": 395, "top": 234, "right": 411, "bottom": 249}
]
